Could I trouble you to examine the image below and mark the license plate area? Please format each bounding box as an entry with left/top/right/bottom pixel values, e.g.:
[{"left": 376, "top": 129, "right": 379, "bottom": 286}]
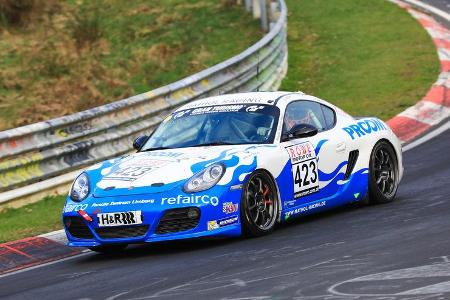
[{"left": 97, "top": 211, "right": 143, "bottom": 227}]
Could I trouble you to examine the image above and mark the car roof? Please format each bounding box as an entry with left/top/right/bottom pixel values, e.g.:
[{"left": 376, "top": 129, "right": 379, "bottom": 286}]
[{"left": 175, "top": 91, "right": 301, "bottom": 111}]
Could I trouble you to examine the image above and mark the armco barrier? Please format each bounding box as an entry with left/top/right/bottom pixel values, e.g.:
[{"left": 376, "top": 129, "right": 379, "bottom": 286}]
[{"left": 0, "top": 0, "right": 287, "bottom": 207}]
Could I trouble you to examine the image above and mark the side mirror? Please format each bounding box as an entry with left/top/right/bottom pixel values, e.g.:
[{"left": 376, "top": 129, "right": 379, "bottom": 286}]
[
  {"left": 282, "top": 124, "right": 318, "bottom": 141},
  {"left": 133, "top": 135, "right": 148, "bottom": 151}
]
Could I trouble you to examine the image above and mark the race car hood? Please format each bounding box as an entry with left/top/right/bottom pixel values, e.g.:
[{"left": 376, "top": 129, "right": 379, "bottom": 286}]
[{"left": 90, "top": 145, "right": 265, "bottom": 198}]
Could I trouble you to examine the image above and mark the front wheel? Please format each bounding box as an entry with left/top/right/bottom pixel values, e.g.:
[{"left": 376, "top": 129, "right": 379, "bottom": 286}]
[
  {"left": 89, "top": 244, "right": 128, "bottom": 254},
  {"left": 368, "top": 141, "right": 399, "bottom": 204},
  {"left": 241, "top": 170, "right": 279, "bottom": 237}
]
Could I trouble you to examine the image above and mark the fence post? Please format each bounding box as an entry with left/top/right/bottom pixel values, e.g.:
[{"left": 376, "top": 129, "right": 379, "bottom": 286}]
[
  {"left": 252, "top": 0, "right": 261, "bottom": 18},
  {"left": 245, "top": 0, "right": 252, "bottom": 11},
  {"left": 269, "top": 0, "right": 279, "bottom": 29},
  {"left": 260, "top": 0, "right": 269, "bottom": 32}
]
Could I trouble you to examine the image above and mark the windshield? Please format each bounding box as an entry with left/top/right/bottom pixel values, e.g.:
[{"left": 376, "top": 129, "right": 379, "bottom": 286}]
[{"left": 141, "top": 104, "right": 279, "bottom": 150}]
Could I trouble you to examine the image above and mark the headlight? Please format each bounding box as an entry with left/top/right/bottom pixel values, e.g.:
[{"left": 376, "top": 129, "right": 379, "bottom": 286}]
[
  {"left": 70, "top": 173, "right": 90, "bottom": 201},
  {"left": 184, "top": 163, "right": 225, "bottom": 193}
]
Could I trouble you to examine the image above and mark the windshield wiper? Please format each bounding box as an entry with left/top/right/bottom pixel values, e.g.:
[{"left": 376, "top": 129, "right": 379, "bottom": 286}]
[
  {"left": 140, "top": 146, "right": 174, "bottom": 152},
  {"left": 191, "top": 141, "right": 235, "bottom": 147}
]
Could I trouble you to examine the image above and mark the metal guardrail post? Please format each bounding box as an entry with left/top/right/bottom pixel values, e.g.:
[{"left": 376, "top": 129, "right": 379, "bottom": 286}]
[
  {"left": 245, "top": 0, "right": 252, "bottom": 11},
  {"left": 260, "top": 0, "right": 269, "bottom": 32},
  {"left": 252, "top": 0, "right": 261, "bottom": 18}
]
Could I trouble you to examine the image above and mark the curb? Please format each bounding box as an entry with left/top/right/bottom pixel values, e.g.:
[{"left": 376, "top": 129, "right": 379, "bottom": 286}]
[
  {"left": 0, "top": 231, "right": 80, "bottom": 275},
  {"left": 387, "top": 0, "right": 450, "bottom": 143},
  {"left": 0, "top": 0, "right": 449, "bottom": 276}
]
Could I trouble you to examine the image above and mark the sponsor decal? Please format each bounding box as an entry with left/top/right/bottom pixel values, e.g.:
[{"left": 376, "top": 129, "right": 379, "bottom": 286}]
[
  {"left": 342, "top": 118, "right": 387, "bottom": 140},
  {"left": 91, "top": 199, "right": 155, "bottom": 207},
  {"left": 230, "top": 184, "right": 243, "bottom": 191},
  {"left": 161, "top": 195, "right": 219, "bottom": 206},
  {"left": 64, "top": 203, "right": 88, "bottom": 213},
  {"left": 145, "top": 151, "right": 183, "bottom": 158},
  {"left": 190, "top": 105, "right": 244, "bottom": 115},
  {"left": 104, "top": 158, "right": 171, "bottom": 181},
  {"left": 97, "top": 211, "right": 143, "bottom": 227},
  {"left": 286, "top": 142, "right": 314, "bottom": 164},
  {"left": 245, "top": 105, "right": 265, "bottom": 112},
  {"left": 173, "top": 104, "right": 273, "bottom": 119},
  {"left": 208, "top": 215, "right": 239, "bottom": 231},
  {"left": 181, "top": 98, "right": 265, "bottom": 110},
  {"left": 223, "top": 202, "right": 238, "bottom": 214},
  {"left": 173, "top": 110, "right": 190, "bottom": 119},
  {"left": 285, "top": 142, "right": 320, "bottom": 198},
  {"left": 284, "top": 200, "right": 296, "bottom": 207},
  {"left": 284, "top": 201, "right": 326, "bottom": 220}
]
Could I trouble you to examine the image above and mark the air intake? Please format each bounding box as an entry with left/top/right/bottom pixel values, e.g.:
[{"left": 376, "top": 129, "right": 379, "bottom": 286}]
[
  {"left": 156, "top": 207, "right": 200, "bottom": 234},
  {"left": 344, "top": 150, "right": 359, "bottom": 180},
  {"left": 95, "top": 225, "right": 149, "bottom": 239},
  {"left": 63, "top": 216, "right": 94, "bottom": 239}
]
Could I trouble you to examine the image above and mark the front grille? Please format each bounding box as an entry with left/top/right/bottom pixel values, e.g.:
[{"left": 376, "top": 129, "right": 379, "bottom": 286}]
[
  {"left": 95, "top": 225, "right": 149, "bottom": 239},
  {"left": 64, "top": 216, "right": 94, "bottom": 239},
  {"left": 156, "top": 207, "right": 200, "bottom": 234}
]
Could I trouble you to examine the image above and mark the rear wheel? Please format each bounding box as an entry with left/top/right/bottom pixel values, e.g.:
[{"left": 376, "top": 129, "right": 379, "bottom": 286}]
[
  {"left": 89, "top": 244, "right": 127, "bottom": 254},
  {"left": 241, "top": 170, "right": 279, "bottom": 237},
  {"left": 368, "top": 141, "right": 399, "bottom": 204}
]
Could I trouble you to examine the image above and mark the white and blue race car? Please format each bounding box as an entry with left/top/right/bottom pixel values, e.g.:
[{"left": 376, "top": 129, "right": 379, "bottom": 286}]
[{"left": 63, "top": 92, "right": 403, "bottom": 253}]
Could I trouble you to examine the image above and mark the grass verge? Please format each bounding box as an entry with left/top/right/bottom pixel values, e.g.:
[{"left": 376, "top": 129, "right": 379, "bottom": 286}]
[
  {"left": 0, "top": 195, "right": 65, "bottom": 243},
  {"left": 281, "top": 0, "right": 439, "bottom": 120},
  {"left": 0, "top": 0, "right": 261, "bottom": 129}
]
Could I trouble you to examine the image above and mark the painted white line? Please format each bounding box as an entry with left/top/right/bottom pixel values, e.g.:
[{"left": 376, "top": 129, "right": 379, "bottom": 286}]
[
  {"left": 403, "top": 0, "right": 450, "bottom": 21},
  {"left": 398, "top": 100, "right": 450, "bottom": 125},
  {"left": 0, "top": 250, "right": 91, "bottom": 279},
  {"left": 434, "top": 72, "right": 450, "bottom": 87},
  {"left": 409, "top": 8, "right": 438, "bottom": 21},
  {"left": 438, "top": 47, "right": 450, "bottom": 60},
  {"left": 403, "top": 119, "right": 450, "bottom": 151}
]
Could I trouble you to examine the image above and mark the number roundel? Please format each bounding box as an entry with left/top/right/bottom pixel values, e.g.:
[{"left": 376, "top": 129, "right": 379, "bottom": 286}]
[{"left": 286, "top": 142, "right": 320, "bottom": 198}]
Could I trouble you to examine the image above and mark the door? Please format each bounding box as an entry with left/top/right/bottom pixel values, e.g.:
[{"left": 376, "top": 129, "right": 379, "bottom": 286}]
[{"left": 280, "top": 100, "right": 348, "bottom": 208}]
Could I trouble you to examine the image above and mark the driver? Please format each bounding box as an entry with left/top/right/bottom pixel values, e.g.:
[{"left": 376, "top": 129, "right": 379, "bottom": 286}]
[{"left": 285, "top": 106, "right": 311, "bottom": 131}]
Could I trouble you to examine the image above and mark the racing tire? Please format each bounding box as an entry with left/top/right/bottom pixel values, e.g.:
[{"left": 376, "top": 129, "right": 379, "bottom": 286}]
[
  {"left": 368, "top": 140, "right": 399, "bottom": 204},
  {"left": 89, "top": 244, "right": 128, "bottom": 254},
  {"left": 241, "top": 170, "right": 279, "bottom": 237}
]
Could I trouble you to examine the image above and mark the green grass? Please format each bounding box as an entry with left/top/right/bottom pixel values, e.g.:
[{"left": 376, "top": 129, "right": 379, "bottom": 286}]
[
  {"left": 0, "top": 196, "right": 65, "bottom": 243},
  {"left": 0, "top": 0, "right": 261, "bottom": 129},
  {"left": 281, "top": 0, "right": 439, "bottom": 120}
]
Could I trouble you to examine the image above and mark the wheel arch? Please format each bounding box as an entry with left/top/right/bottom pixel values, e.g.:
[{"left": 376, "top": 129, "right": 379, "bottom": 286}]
[{"left": 373, "top": 138, "right": 401, "bottom": 179}]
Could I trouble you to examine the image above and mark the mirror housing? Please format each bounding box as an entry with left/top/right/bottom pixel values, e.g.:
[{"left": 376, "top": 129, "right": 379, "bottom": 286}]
[
  {"left": 282, "top": 124, "right": 318, "bottom": 142},
  {"left": 133, "top": 135, "right": 148, "bottom": 151}
]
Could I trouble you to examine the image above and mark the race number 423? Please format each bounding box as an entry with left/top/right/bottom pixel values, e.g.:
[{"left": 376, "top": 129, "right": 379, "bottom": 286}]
[{"left": 285, "top": 142, "right": 320, "bottom": 198}]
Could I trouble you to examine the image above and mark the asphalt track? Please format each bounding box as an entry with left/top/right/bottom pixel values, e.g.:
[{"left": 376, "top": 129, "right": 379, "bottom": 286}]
[{"left": 2, "top": 3, "right": 450, "bottom": 300}]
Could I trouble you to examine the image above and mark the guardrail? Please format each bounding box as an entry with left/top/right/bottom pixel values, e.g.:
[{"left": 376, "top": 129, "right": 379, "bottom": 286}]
[{"left": 0, "top": 0, "right": 287, "bottom": 207}]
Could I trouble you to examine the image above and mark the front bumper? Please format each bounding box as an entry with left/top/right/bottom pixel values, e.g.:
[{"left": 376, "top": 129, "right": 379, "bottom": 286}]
[{"left": 62, "top": 186, "right": 242, "bottom": 247}]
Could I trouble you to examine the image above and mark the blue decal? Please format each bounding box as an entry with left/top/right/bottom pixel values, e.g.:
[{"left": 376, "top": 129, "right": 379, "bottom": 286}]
[
  {"left": 191, "top": 149, "right": 229, "bottom": 173},
  {"left": 318, "top": 160, "right": 348, "bottom": 182},
  {"left": 283, "top": 167, "right": 369, "bottom": 220},
  {"left": 230, "top": 156, "right": 257, "bottom": 183},
  {"left": 315, "top": 139, "right": 328, "bottom": 156}
]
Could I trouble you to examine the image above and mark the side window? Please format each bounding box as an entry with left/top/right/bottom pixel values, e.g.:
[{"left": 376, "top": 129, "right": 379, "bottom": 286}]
[
  {"left": 283, "top": 101, "right": 326, "bottom": 133},
  {"left": 320, "top": 104, "right": 336, "bottom": 130}
]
